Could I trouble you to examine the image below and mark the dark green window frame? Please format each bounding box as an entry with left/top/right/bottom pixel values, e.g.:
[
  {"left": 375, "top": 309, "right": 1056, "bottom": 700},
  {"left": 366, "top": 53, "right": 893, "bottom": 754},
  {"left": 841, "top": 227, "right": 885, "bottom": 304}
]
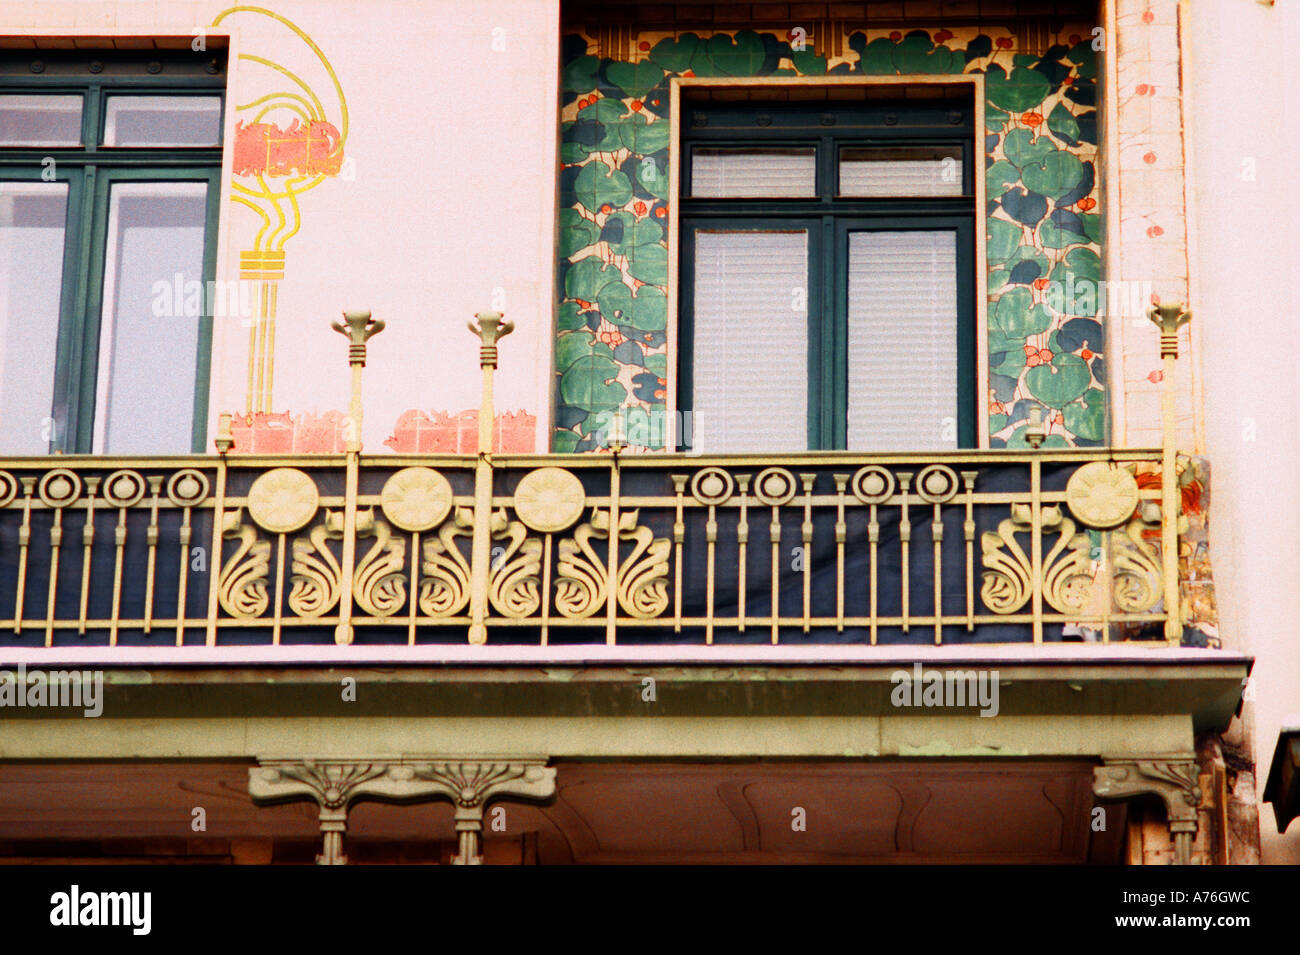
[
  {"left": 0, "top": 50, "right": 225, "bottom": 454},
  {"left": 679, "top": 96, "right": 977, "bottom": 451}
]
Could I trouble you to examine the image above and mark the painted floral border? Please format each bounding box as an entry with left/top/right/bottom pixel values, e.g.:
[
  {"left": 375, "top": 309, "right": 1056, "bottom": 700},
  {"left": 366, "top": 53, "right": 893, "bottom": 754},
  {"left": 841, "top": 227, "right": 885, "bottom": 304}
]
[{"left": 557, "top": 24, "right": 1103, "bottom": 452}]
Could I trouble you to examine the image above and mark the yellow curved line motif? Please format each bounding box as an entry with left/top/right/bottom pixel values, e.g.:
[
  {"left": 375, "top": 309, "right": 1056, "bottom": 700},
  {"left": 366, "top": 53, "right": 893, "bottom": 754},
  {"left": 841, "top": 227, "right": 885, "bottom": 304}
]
[
  {"left": 230, "top": 193, "right": 273, "bottom": 245},
  {"left": 235, "top": 90, "right": 317, "bottom": 115},
  {"left": 213, "top": 5, "right": 349, "bottom": 415},
  {"left": 258, "top": 173, "right": 289, "bottom": 247},
  {"left": 253, "top": 102, "right": 311, "bottom": 124},
  {"left": 213, "top": 5, "right": 348, "bottom": 147},
  {"left": 274, "top": 177, "right": 306, "bottom": 249}
]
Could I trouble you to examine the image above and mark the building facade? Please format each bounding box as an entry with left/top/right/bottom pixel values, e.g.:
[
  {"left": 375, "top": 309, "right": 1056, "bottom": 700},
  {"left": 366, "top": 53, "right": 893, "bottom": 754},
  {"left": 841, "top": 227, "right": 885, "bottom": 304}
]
[{"left": 0, "top": 0, "right": 1295, "bottom": 864}]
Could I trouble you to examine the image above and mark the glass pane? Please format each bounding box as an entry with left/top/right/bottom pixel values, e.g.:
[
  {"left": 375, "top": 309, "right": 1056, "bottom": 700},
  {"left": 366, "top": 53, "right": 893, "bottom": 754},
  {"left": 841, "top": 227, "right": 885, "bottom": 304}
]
[
  {"left": 0, "top": 94, "right": 82, "bottom": 146},
  {"left": 691, "top": 148, "right": 816, "bottom": 198},
  {"left": 839, "top": 146, "right": 963, "bottom": 197},
  {"left": 847, "top": 230, "right": 958, "bottom": 451},
  {"left": 691, "top": 230, "right": 808, "bottom": 452},
  {"left": 0, "top": 182, "right": 67, "bottom": 454},
  {"left": 103, "top": 96, "right": 222, "bottom": 147},
  {"left": 94, "top": 181, "right": 207, "bottom": 454}
]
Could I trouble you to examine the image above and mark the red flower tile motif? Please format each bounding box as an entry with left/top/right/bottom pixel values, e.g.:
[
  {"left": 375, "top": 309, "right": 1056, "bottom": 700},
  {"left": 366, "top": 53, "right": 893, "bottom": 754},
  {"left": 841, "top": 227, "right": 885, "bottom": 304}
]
[
  {"left": 228, "top": 411, "right": 349, "bottom": 454},
  {"left": 384, "top": 410, "right": 537, "bottom": 453},
  {"left": 225, "top": 410, "right": 536, "bottom": 454}
]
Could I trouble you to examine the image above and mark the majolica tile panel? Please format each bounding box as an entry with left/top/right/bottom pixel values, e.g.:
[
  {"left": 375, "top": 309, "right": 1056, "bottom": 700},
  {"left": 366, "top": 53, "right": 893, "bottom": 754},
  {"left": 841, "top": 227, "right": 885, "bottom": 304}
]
[{"left": 557, "top": 24, "right": 1104, "bottom": 451}]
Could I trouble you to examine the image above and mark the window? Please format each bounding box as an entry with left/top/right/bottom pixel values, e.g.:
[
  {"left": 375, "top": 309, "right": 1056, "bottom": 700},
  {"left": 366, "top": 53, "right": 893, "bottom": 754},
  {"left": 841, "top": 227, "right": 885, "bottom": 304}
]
[
  {"left": 0, "top": 50, "right": 224, "bottom": 455},
  {"left": 679, "top": 90, "right": 976, "bottom": 453}
]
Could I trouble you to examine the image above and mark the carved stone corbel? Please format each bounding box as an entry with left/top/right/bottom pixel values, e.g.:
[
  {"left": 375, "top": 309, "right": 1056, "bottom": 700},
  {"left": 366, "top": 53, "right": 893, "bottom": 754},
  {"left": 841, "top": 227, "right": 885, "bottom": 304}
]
[
  {"left": 1093, "top": 760, "right": 1202, "bottom": 865},
  {"left": 249, "top": 759, "right": 433, "bottom": 865},
  {"left": 409, "top": 760, "right": 557, "bottom": 865}
]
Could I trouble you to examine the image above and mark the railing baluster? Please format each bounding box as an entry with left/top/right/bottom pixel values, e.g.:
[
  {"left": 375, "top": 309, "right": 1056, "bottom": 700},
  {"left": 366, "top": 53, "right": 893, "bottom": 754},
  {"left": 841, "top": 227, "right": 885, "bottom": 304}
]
[
  {"left": 800, "top": 473, "right": 815, "bottom": 634},
  {"left": 143, "top": 476, "right": 163, "bottom": 634},
  {"left": 207, "top": 415, "right": 234, "bottom": 646},
  {"left": 1031, "top": 457, "right": 1043, "bottom": 644},
  {"left": 868, "top": 500, "right": 879, "bottom": 645},
  {"left": 899, "top": 473, "right": 912, "bottom": 635},
  {"left": 768, "top": 500, "right": 781, "bottom": 645},
  {"left": 45, "top": 506, "right": 64, "bottom": 648},
  {"left": 407, "top": 531, "right": 420, "bottom": 646},
  {"left": 704, "top": 498, "right": 716, "bottom": 645},
  {"left": 736, "top": 476, "right": 749, "bottom": 633},
  {"left": 931, "top": 499, "right": 943, "bottom": 646},
  {"left": 540, "top": 533, "right": 552, "bottom": 646},
  {"left": 176, "top": 494, "right": 193, "bottom": 647},
  {"left": 272, "top": 533, "right": 287, "bottom": 646},
  {"left": 962, "top": 471, "right": 977, "bottom": 632},
  {"left": 78, "top": 478, "right": 99, "bottom": 635},
  {"left": 12, "top": 478, "right": 34, "bottom": 633},
  {"left": 605, "top": 454, "right": 621, "bottom": 646},
  {"left": 834, "top": 474, "right": 848, "bottom": 633},
  {"left": 671, "top": 475, "right": 686, "bottom": 634}
]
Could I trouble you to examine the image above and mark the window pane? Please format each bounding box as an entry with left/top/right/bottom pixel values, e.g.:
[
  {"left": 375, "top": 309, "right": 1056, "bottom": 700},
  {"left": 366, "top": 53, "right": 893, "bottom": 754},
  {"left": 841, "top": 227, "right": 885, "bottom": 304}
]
[
  {"left": 839, "top": 146, "right": 963, "bottom": 197},
  {"left": 94, "top": 181, "right": 207, "bottom": 454},
  {"left": 0, "top": 182, "right": 67, "bottom": 454},
  {"left": 847, "top": 230, "right": 958, "bottom": 451},
  {"left": 103, "top": 96, "right": 222, "bottom": 147},
  {"left": 691, "top": 230, "right": 807, "bottom": 452},
  {"left": 0, "top": 94, "right": 82, "bottom": 146},
  {"left": 691, "top": 148, "right": 816, "bottom": 198}
]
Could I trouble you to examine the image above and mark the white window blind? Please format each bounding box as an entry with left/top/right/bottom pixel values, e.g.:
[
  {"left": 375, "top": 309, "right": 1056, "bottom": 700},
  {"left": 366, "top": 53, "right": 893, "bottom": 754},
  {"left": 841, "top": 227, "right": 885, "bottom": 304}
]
[
  {"left": 847, "top": 230, "right": 958, "bottom": 450},
  {"left": 691, "top": 148, "right": 816, "bottom": 198},
  {"left": 93, "top": 181, "right": 207, "bottom": 454},
  {"left": 691, "top": 230, "right": 808, "bottom": 453},
  {"left": 839, "top": 146, "right": 963, "bottom": 197},
  {"left": 0, "top": 182, "right": 67, "bottom": 454}
]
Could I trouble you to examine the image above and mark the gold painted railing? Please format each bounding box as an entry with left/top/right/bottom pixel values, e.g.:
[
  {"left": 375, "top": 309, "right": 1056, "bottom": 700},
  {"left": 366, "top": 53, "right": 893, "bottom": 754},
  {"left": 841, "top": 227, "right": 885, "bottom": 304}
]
[
  {"left": 0, "top": 448, "right": 1183, "bottom": 647},
  {"left": 0, "top": 303, "right": 1194, "bottom": 650}
]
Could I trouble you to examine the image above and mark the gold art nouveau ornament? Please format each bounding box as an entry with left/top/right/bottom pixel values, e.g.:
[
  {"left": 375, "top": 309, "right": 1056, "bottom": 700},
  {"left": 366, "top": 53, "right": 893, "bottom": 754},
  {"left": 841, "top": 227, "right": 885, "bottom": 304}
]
[
  {"left": 1065, "top": 461, "right": 1140, "bottom": 529},
  {"left": 247, "top": 467, "right": 319, "bottom": 534},
  {"left": 513, "top": 467, "right": 585, "bottom": 533},
  {"left": 380, "top": 467, "right": 454, "bottom": 532}
]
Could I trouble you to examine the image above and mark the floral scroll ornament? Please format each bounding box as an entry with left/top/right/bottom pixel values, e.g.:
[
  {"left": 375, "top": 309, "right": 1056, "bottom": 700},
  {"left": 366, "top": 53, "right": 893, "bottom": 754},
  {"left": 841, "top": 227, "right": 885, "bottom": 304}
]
[{"left": 212, "top": 6, "right": 350, "bottom": 416}]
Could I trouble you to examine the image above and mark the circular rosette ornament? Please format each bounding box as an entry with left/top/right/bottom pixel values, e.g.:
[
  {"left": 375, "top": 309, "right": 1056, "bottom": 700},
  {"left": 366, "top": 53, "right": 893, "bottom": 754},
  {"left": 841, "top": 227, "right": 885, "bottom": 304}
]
[
  {"left": 380, "top": 467, "right": 453, "bottom": 532},
  {"left": 915, "top": 465, "right": 960, "bottom": 505},
  {"left": 690, "top": 467, "right": 735, "bottom": 506},
  {"left": 850, "top": 465, "right": 896, "bottom": 505},
  {"left": 247, "top": 467, "right": 319, "bottom": 534},
  {"left": 513, "top": 467, "right": 585, "bottom": 533},
  {"left": 0, "top": 470, "right": 19, "bottom": 509},
  {"left": 753, "top": 467, "right": 797, "bottom": 507},
  {"left": 38, "top": 468, "right": 81, "bottom": 508},
  {"left": 1065, "top": 462, "right": 1140, "bottom": 529},
  {"left": 102, "top": 469, "right": 148, "bottom": 509},
  {"left": 167, "top": 469, "right": 211, "bottom": 508}
]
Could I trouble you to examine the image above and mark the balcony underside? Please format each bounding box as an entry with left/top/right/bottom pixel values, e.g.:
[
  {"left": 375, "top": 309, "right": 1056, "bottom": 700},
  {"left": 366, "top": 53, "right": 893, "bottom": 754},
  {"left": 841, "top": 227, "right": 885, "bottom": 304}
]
[{"left": 0, "top": 759, "right": 1121, "bottom": 864}]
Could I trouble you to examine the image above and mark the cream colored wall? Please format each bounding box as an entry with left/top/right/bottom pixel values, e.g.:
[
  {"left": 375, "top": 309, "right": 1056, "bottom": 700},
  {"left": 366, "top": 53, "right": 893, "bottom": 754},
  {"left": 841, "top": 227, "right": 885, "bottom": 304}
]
[
  {"left": 1185, "top": 0, "right": 1300, "bottom": 864},
  {"left": 1105, "top": 0, "right": 1198, "bottom": 451},
  {"left": 1, "top": 0, "right": 561, "bottom": 452}
]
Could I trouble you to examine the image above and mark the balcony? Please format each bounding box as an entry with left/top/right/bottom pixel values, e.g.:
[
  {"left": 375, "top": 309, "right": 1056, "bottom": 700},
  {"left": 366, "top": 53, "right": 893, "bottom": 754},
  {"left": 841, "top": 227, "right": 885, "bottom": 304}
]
[
  {"left": 0, "top": 308, "right": 1199, "bottom": 656},
  {"left": 0, "top": 444, "right": 1194, "bottom": 652}
]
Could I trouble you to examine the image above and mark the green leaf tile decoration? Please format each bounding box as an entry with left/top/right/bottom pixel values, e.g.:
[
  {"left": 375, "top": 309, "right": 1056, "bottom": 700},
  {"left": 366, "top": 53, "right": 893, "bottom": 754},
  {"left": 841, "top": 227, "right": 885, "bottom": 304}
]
[{"left": 558, "top": 24, "right": 1104, "bottom": 450}]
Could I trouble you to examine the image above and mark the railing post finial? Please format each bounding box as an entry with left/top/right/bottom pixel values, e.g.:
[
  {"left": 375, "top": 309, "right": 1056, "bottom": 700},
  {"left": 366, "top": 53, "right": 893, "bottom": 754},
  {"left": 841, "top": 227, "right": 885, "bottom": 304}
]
[
  {"left": 330, "top": 309, "right": 384, "bottom": 646},
  {"left": 331, "top": 309, "right": 385, "bottom": 453},
  {"left": 1147, "top": 301, "right": 1190, "bottom": 644},
  {"left": 466, "top": 311, "right": 514, "bottom": 646}
]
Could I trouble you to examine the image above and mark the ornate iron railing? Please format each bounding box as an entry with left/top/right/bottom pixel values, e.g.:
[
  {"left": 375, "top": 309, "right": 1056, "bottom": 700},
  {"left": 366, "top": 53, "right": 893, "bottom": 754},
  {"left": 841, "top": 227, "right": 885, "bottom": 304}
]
[
  {"left": 0, "top": 448, "right": 1186, "bottom": 647},
  {"left": 0, "top": 307, "right": 1194, "bottom": 649}
]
